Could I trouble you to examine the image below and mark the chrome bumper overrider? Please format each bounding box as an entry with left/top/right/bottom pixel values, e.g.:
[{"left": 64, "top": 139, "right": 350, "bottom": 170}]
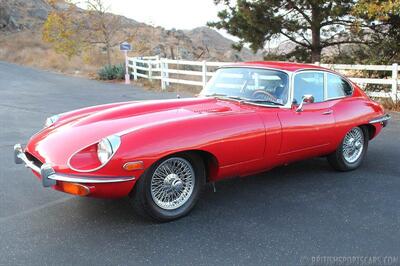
[
  {"left": 369, "top": 114, "right": 391, "bottom": 127},
  {"left": 14, "top": 144, "right": 135, "bottom": 188}
]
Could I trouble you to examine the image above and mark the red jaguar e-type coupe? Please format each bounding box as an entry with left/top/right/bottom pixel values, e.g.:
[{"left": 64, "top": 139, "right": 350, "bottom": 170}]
[{"left": 14, "top": 62, "right": 390, "bottom": 221}]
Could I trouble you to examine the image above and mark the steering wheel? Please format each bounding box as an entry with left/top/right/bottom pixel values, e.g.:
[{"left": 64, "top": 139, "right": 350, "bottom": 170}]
[{"left": 252, "top": 90, "right": 278, "bottom": 102}]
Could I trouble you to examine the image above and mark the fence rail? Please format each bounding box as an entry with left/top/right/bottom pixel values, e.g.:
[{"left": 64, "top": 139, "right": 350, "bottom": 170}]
[{"left": 128, "top": 56, "right": 399, "bottom": 101}]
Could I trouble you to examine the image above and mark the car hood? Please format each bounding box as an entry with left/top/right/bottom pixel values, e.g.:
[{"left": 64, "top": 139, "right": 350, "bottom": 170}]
[{"left": 25, "top": 97, "right": 254, "bottom": 166}]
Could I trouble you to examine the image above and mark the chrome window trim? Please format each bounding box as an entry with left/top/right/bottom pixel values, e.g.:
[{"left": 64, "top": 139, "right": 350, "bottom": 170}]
[
  {"left": 205, "top": 66, "right": 355, "bottom": 108},
  {"left": 206, "top": 66, "right": 293, "bottom": 109},
  {"left": 292, "top": 69, "right": 355, "bottom": 104}
]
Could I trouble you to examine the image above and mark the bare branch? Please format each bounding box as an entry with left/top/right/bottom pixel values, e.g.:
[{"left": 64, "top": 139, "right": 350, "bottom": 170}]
[
  {"left": 280, "top": 31, "right": 311, "bottom": 48},
  {"left": 286, "top": 0, "right": 312, "bottom": 25},
  {"left": 322, "top": 40, "right": 368, "bottom": 48}
]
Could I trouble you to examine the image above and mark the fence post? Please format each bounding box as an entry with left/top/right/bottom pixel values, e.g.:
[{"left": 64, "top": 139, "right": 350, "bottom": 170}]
[
  {"left": 202, "top": 60, "right": 207, "bottom": 89},
  {"left": 155, "top": 55, "right": 160, "bottom": 75},
  {"left": 165, "top": 60, "right": 169, "bottom": 86},
  {"left": 132, "top": 58, "right": 138, "bottom": 81},
  {"left": 160, "top": 58, "right": 166, "bottom": 90},
  {"left": 124, "top": 51, "right": 130, "bottom": 85},
  {"left": 392, "top": 63, "right": 398, "bottom": 102},
  {"left": 148, "top": 60, "right": 153, "bottom": 82}
]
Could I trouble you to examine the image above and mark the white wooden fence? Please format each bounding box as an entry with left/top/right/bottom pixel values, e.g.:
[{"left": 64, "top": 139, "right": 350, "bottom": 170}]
[
  {"left": 319, "top": 63, "right": 399, "bottom": 101},
  {"left": 128, "top": 56, "right": 399, "bottom": 101}
]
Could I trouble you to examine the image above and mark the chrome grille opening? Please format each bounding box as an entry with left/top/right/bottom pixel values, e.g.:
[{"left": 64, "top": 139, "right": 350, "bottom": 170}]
[{"left": 25, "top": 152, "right": 43, "bottom": 169}]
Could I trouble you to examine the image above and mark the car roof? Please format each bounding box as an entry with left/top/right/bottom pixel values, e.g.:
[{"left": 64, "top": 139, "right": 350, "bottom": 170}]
[{"left": 227, "top": 61, "right": 329, "bottom": 72}]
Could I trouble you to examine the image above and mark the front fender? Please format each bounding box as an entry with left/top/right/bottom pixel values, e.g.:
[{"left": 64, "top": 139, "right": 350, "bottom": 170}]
[{"left": 117, "top": 111, "right": 266, "bottom": 177}]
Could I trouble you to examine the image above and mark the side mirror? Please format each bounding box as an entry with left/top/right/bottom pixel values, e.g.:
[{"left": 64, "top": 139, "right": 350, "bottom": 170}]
[{"left": 296, "top": 94, "right": 314, "bottom": 112}]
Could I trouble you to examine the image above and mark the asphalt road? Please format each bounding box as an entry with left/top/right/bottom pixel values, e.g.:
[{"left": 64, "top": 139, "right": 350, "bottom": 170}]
[{"left": 1, "top": 61, "right": 399, "bottom": 266}]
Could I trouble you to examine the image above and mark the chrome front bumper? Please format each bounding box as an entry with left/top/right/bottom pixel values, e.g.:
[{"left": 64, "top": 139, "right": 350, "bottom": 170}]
[{"left": 14, "top": 144, "right": 135, "bottom": 187}]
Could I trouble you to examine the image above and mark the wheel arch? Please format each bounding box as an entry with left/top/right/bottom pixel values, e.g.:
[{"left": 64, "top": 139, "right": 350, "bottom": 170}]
[
  {"left": 152, "top": 149, "right": 219, "bottom": 183},
  {"left": 359, "top": 124, "right": 376, "bottom": 140}
]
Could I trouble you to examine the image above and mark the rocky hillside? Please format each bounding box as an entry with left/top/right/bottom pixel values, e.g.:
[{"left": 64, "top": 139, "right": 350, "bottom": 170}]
[
  {"left": 0, "top": 0, "right": 51, "bottom": 30},
  {"left": 185, "top": 27, "right": 261, "bottom": 61},
  {"left": 0, "top": 0, "right": 261, "bottom": 76}
]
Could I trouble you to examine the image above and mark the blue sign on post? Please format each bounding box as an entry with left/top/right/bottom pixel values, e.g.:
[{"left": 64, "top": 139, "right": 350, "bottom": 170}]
[
  {"left": 120, "top": 42, "right": 132, "bottom": 51},
  {"left": 120, "top": 42, "right": 132, "bottom": 84}
]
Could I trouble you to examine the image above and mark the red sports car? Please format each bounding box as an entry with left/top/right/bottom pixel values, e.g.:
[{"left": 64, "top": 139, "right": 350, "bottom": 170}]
[{"left": 14, "top": 62, "right": 390, "bottom": 221}]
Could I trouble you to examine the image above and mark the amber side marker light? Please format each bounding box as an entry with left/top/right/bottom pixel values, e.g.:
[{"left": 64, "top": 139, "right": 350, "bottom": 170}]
[
  {"left": 123, "top": 161, "right": 144, "bottom": 171},
  {"left": 59, "top": 182, "right": 91, "bottom": 196}
]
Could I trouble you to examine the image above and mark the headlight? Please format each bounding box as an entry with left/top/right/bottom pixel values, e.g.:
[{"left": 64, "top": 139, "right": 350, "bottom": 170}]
[
  {"left": 97, "top": 135, "right": 121, "bottom": 164},
  {"left": 44, "top": 115, "right": 60, "bottom": 127},
  {"left": 97, "top": 139, "right": 113, "bottom": 164}
]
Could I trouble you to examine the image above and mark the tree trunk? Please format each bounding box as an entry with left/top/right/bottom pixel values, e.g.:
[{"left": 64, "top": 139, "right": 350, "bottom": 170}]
[
  {"left": 106, "top": 45, "right": 111, "bottom": 66},
  {"left": 103, "top": 20, "right": 112, "bottom": 65},
  {"left": 310, "top": 5, "right": 322, "bottom": 63},
  {"left": 311, "top": 47, "right": 322, "bottom": 63}
]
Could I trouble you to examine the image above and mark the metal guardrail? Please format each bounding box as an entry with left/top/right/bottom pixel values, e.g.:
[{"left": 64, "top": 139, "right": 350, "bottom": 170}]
[{"left": 127, "top": 56, "right": 399, "bottom": 101}]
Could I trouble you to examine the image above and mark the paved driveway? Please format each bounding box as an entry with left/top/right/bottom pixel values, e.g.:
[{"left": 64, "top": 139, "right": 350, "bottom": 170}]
[{"left": 1, "top": 61, "right": 399, "bottom": 265}]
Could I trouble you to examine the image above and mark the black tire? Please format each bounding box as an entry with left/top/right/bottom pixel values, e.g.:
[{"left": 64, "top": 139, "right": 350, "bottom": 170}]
[
  {"left": 328, "top": 126, "right": 369, "bottom": 171},
  {"left": 129, "top": 153, "right": 205, "bottom": 222}
]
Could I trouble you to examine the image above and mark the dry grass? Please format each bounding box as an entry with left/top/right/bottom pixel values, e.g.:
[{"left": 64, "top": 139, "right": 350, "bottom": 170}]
[
  {"left": 0, "top": 30, "right": 125, "bottom": 78},
  {"left": 380, "top": 98, "right": 400, "bottom": 112},
  {"left": 0, "top": 29, "right": 199, "bottom": 98}
]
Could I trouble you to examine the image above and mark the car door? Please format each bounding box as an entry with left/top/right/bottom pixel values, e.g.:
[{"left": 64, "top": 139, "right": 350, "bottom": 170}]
[
  {"left": 325, "top": 72, "right": 360, "bottom": 146},
  {"left": 278, "top": 71, "right": 336, "bottom": 162}
]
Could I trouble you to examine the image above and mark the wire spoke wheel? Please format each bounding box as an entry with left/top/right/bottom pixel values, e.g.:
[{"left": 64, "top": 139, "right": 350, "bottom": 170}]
[
  {"left": 342, "top": 127, "right": 364, "bottom": 163},
  {"left": 150, "top": 157, "right": 195, "bottom": 210}
]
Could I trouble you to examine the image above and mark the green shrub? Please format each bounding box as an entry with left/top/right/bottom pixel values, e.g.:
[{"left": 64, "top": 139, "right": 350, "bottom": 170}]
[{"left": 98, "top": 64, "right": 126, "bottom": 80}]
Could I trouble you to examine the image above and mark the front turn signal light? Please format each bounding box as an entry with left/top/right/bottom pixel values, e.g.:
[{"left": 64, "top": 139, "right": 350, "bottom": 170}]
[
  {"left": 59, "top": 182, "right": 91, "bottom": 196},
  {"left": 123, "top": 161, "right": 144, "bottom": 171}
]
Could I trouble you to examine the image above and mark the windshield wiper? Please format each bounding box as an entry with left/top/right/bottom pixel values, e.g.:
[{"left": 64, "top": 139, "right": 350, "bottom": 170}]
[
  {"left": 205, "top": 93, "right": 228, "bottom": 97},
  {"left": 205, "top": 94, "right": 284, "bottom": 106},
  {"left": 245, "top": 99, "right": 284, "bottom": 106},
  {"left": 205, "top": 94, "right": 244, "bottom": 101}
]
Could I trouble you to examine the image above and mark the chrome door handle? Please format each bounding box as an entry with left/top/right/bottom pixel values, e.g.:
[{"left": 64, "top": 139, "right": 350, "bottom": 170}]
[{"left": 322, "top": 110, "right": 333, "bottom": 115}]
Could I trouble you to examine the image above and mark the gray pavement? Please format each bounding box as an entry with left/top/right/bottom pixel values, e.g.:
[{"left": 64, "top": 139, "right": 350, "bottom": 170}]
[{"left": 0, "top": 61, "right": 399, "bottom": 266}]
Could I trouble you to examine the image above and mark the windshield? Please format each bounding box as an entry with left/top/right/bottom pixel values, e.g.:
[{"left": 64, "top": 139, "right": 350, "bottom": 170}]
[{"left": 201, "top": 67, "right": 289, "bottom": 106}]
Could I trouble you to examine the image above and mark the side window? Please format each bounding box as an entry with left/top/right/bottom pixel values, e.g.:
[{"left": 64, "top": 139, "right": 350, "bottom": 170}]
[
  {"left": 293, "top": 72, "right": 324, "bottom": 104},
  {"left": 327, "top": 74, "right": 353, "bottom": 98}
]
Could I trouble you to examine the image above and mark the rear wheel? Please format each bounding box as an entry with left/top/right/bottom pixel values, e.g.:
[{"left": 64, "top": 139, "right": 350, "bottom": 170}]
[
  {"left": 129, "top": 153, "right": 205, "bottom": 222},
  {"left": 328, "top": 126, "right": 369, "bottom": 171}
]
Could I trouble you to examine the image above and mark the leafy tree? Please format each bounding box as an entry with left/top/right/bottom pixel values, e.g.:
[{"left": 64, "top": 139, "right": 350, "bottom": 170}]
[
  {"left": 352, "top": 0, "right": 400, "bottom": 63},
  {"left": 209, "top": 0, "right": 367, "bottom": 62},
  {"left": 43, "top": 0, "right": 125, "bottom": 65},
  {"left": 42, "top": 1, "right": 83, "bottom": 58}
]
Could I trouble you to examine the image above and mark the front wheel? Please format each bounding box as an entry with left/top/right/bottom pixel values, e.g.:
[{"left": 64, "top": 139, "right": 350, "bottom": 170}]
[
  {"left": 327, "top": 126, "right": 369, "bottom": 171},
  {"left": 129, "top": 153, "right": 205, "bottom": 222}
]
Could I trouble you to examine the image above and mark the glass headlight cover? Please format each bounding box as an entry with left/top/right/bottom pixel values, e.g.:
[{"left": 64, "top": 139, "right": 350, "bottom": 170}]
[
  {"left": 97, "top": 135, "right": 121, "bottom": 164},
  {"left": 45, "top": 115, "right": 60, "bottom": 127}
]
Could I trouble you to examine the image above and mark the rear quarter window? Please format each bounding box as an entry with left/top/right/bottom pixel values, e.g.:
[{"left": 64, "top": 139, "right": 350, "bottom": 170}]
[{"left": 327, "top": 74, "right": 353, "bottom": 99}]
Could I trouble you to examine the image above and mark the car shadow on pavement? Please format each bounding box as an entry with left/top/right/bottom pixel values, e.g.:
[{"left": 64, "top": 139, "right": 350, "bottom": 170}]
[{"left": 64, "top": 156, "right": 343, "bottom": 226}]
